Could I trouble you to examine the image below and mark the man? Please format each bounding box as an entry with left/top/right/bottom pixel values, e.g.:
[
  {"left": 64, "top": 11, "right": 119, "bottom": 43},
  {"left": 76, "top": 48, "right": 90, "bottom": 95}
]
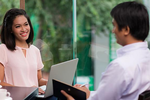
[{"left": 61, "top": 1, "right": 150, "bottom": 100}]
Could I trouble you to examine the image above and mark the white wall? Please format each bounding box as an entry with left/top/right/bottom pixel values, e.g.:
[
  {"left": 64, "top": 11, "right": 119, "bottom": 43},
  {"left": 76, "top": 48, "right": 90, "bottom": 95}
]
[{"left": 91, "top": 33, "right": 109, "bottom": 89}]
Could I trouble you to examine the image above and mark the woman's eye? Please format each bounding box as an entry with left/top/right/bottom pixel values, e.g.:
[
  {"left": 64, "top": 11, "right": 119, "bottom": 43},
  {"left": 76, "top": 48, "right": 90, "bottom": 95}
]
[
  {"left": 16, "top": 26, "right": 20, "bottom": 28},
  {"left": 25, "top": 23, "right": 29, "bottom": 26}
]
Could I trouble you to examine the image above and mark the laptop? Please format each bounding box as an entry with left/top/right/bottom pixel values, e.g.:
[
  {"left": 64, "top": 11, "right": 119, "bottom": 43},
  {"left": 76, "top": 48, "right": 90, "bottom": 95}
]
[{"left": 36, "top": 58, "right": 78, "bottom": 98}]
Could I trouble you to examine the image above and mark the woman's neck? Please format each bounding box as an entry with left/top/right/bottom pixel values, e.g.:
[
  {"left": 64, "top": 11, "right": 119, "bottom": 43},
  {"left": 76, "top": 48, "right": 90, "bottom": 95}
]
[{"left": 16, "top": 41, "right": 29, "bottom": 48}]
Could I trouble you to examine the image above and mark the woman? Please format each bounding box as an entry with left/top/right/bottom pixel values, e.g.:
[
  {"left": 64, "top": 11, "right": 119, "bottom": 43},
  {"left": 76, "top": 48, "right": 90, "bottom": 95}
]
[{"left": 0, "top": 8, "right": 47, "bottom": 94}]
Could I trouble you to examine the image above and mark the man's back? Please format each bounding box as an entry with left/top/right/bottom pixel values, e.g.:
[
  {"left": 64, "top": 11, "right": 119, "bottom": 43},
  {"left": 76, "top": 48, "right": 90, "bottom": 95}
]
[
  {"left": 87, "top": 42, "right": 150, "bottom": 100},
  {"left": 115, "top": 42, "right": 150, "bottom": 100}
]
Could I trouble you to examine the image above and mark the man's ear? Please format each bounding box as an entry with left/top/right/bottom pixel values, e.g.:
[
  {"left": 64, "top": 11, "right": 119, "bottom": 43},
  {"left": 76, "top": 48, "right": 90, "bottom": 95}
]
[{"left": 124, "top": 26, "right": 130, "bottom": 36}]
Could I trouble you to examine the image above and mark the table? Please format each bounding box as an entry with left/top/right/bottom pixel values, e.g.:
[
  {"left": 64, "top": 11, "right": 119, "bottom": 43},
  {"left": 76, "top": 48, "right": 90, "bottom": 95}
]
[
  {"left": 2, "top": 86, "right": 58, "bottom": 100},
  {"left": 2, "top": 86, "right": 38, "bottom": 100}
]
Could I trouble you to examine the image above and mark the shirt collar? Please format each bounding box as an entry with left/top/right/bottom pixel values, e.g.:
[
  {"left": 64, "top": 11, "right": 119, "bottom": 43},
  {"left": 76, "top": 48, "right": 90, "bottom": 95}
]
[
  {"left": 117, "top": 41, "right": 148, "bottom": 57},
  {"left": 15, "top": 45, "right": 30, "bottom": 50}
]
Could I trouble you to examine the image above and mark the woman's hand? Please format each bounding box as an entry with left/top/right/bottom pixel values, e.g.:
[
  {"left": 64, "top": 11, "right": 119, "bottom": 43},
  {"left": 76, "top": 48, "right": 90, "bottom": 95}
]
[
  {"left": 61, "top": 90, "right": 75, "bottom": 100},
  {"left": 38, "top": 87, "right": 45, "bottom": 95},
  {"left": 32, "top": 85, "right": 45, "bottom": 95}
]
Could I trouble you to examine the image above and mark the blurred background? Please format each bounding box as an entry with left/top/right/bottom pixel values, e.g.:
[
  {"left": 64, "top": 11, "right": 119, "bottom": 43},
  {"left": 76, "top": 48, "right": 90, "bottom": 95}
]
[{"left": 0, "top": 0, "right": 150, "bottom": 91}]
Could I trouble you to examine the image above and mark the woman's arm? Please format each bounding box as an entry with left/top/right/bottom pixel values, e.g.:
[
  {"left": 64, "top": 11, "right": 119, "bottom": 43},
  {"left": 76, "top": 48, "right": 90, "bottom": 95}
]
[
  {"left": 37, "top": 70, "right": 48, "bottom": 86},
  {"left": 0, "top": 63, "right": 14, "bottom": 86},
  {"left": 37, "top": 70, "right": 48, "bottom": 94}
]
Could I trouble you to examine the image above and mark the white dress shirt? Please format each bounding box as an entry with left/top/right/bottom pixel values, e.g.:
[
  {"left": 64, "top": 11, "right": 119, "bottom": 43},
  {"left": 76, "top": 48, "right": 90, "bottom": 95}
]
[{"left": 88, "top": 42, "right": 150, "bottom": 100}]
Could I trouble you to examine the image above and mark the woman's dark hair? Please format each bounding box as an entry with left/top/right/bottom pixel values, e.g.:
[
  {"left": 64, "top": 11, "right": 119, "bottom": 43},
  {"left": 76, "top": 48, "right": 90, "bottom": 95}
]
[
  {"left": 111, "top": 1, "right": 149, "bottom": 41},
  {"left": 0, "top": 8, "right": 34, "bottom": 50}
]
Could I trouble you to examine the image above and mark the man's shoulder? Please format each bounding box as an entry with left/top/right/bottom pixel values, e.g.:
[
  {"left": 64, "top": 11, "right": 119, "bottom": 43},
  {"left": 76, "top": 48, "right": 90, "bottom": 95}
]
[{"left": 109, "top": 55, "right": 134, "bottom": 70}]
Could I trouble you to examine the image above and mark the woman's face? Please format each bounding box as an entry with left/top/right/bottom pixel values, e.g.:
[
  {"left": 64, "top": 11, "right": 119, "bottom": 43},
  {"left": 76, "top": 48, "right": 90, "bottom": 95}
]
[{"left": 12, "top": 15, "right": 30, "bottom": 43}]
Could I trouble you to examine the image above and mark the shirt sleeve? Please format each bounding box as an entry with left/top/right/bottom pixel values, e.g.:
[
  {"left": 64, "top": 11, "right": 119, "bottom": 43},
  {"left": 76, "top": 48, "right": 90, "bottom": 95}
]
[
  {"left": 0, "top": 44, "right": 7, "bottom": 67},
  {"left": 36, "top": 48, "right": 44, "bottom": 70},
  {"left": 87, "top": 61, "right": 131, "bottom": 100}
]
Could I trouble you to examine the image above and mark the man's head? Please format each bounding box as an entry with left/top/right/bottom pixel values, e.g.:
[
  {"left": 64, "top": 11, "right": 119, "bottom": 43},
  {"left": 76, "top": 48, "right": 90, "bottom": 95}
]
[{"left": 111, "top": 1, "right": 149, "bottom": 45}]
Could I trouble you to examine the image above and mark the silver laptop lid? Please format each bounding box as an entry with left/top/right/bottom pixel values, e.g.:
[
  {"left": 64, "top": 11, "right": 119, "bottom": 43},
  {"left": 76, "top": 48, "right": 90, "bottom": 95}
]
[{"left": 44, "top": 58, "right": 78, "bottom": 98}]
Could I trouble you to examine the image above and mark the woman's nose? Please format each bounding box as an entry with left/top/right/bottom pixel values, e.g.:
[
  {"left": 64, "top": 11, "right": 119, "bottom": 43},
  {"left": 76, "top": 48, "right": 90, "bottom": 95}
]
[{"left": 21, "top": 26, "right": 26, "bottom": 31}]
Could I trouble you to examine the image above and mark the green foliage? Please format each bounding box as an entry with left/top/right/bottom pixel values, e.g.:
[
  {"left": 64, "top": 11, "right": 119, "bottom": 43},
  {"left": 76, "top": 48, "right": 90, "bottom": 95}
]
[
  {"left": 76, "top": 0, "right": 139, "bottom": 37},
  {"left": 25, "top": 0, "right": 73, "bottom": 71},
  {"left": 0, "top": 0, "right": 20, "bottom": 25}
]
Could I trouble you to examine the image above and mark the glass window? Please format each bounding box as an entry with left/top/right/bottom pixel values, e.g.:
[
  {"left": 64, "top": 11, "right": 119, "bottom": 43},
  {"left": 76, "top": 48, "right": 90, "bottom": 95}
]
[
  {"left": 25, "top": 0, "right": 73, "bottom": 78},
  {"left": 0, "top": 0, "right": 20, "bottom": 43}
]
